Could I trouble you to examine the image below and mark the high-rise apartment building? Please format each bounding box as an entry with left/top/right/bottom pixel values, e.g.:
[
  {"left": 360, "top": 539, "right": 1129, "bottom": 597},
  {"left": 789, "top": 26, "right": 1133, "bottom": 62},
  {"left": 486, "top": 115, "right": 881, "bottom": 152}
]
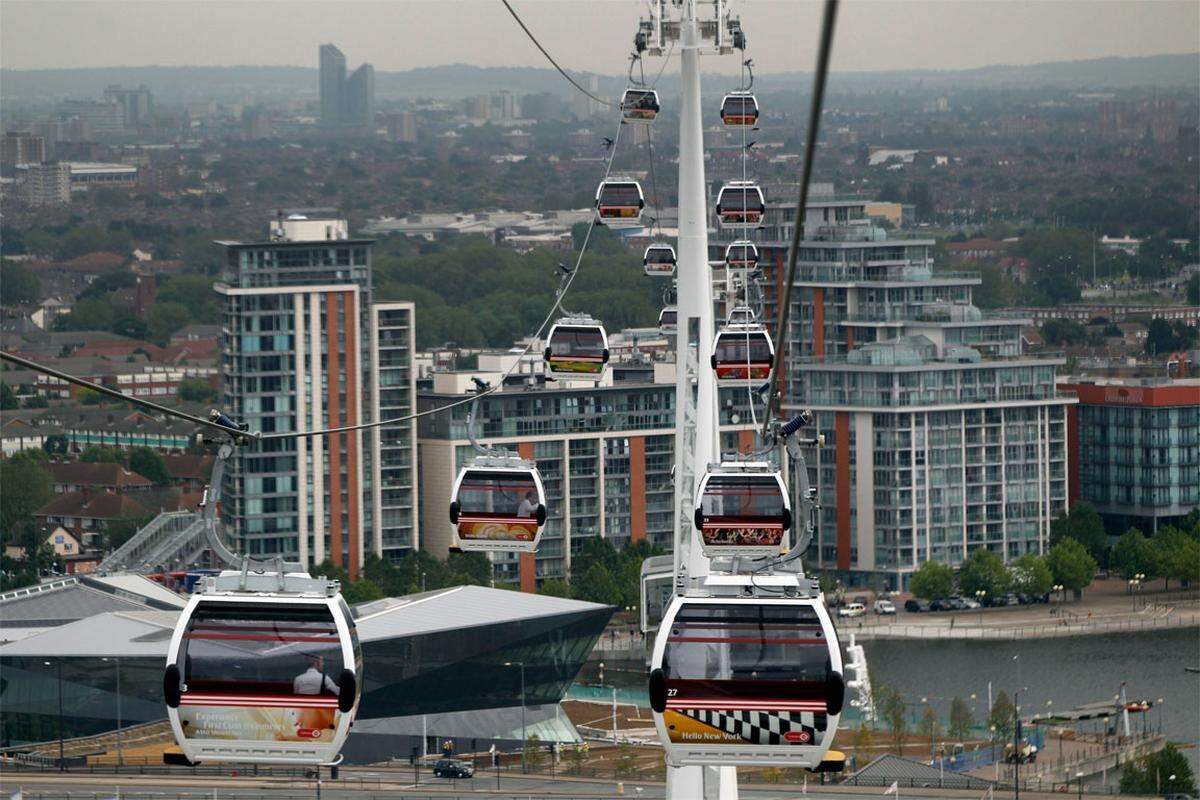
[
  {"left": 214, "top": 213, "right": 416, "bottom": 576},
  {"left": 1060, "top": 376, "right": 1199, "bottom": 534},
  {"left": 102, "top": 85, "right": 154, "bottom": 129},
  {"left": 345, "top": 64, "right": 376, "bottom": 130},
  {"left": 371, "top": 302, "right": 420, "bottom": 557},
  {"left": 2, "top": 132, "right": 46, "bottom": 166},
  {"left": 721, "top": 198, "right": 1074, "bottom": 586},
  {"left": 18, "top": 162, "right": 71, "bottom": 206},
  {"left": 386, "top": 112, "right": 418, "bottom": 144},
  {"left": 418, "top": 364, "right": 760, "bottom": 589},
  {"left": 319, "top": 44, "right": 347, "bottom": 127},
  {"left": 319, "top": 44, "right": 375, "bottom": 133}
]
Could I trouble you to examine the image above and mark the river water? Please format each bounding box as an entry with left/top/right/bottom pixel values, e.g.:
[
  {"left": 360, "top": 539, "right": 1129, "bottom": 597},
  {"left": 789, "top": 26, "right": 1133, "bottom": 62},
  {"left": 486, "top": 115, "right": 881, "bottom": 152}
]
[{"left": 862, "top": 629, "right": 1200, "bottom": 771}]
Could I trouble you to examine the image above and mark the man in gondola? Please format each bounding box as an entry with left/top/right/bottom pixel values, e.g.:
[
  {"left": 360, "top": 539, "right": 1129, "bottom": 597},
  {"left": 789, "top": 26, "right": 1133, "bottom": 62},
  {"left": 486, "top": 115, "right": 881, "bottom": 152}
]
[
  {"left": 517, "top": 491, "right": 537, "bottom": 519},
  {"left": 294, "top": 654, "right": 340, "bottom": 696}
]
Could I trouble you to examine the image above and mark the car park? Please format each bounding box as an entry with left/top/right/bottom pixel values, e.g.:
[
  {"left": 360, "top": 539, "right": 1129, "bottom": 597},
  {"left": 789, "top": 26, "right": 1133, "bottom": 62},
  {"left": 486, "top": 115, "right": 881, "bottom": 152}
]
[{"left": 433, "top": 759, "right": 475, "bottom": 779}]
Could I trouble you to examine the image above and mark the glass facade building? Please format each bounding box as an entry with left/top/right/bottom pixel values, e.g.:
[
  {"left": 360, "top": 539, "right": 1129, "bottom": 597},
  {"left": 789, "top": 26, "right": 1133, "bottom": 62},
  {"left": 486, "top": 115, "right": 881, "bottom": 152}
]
[
  {"left": 1062, "top": 379, "right": 1200, "bottom": 533},
  {"left": 0, "top": 583, "right": 610, "bottom": 764}
]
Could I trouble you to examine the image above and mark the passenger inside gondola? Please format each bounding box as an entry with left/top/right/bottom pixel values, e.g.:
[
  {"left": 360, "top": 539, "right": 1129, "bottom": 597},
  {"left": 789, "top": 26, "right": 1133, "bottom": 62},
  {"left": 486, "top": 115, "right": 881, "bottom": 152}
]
[
  {"left": 699, "top": 474, "right": 786, "bottom": 547},
  {"left": 294, "top": 655, "right": 340, "bottom": 696},
  {"left": 456, "top": 471, "right": 539, "bottom": 540}
]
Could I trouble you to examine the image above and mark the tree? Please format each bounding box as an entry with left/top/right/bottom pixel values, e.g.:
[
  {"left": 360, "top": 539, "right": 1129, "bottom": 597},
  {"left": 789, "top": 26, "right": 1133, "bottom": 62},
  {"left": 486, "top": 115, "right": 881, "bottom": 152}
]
[
  {"left": 56, "top": 298, "right": 115, "bottom": 332},
  {"left": 146, "top": 301, "right": 193, "bottom": 345},
  {"left": 988, "top": 691, "right": 1015, "bottom": 746},
  {"left": 876, "top": 685, "right": 908, "bottom": 755},
  {"left": 178, "top": 378, "right": 218, "bottom": 404},
  {"left": 1187, "top": 274, "right": 1200, "bottom": 306},
  {"left": 957, "top": 548, "right": 1011, "bottom": 597},
  {"left": 128, "top": 446, "right": 170, "bottom": 485},
  {"left": 81, "top": 446, "right": 124, "bottom": 463},
  {"left": 852, "top": 721, "right": 875, "bottom": 754},
  {"left": 0, "top": 260, "right": 41, "bottom": 304},
  {"left": 573, "top": 562, "right": 620, "bottom": 606},
  {"left": 342, "top": 578, "right": 384, "bottom": 604},
  {"left": 0, "top": 453, "right": 53, "bottom": 538},
  {"left": 1046, "top": 538, "right": 1097, "bottom": 595},
  {"left": 910, "top": 560, "right": 954, "bottom": 600},
  {"left": 0, "top": 382, "right": 17, "bottom": 409},
  {"left": 567, "top": 742, "right": 588, "bottom": 775},
  {"left": 1119, "top": 744, "right": 1197, "bottom": 796},
  {"left": 948, "top": 696, "right": 974, "bottom": 741},
  {"left": 1009, "top": 554, "right": 1054, "bottom": 596},
  {"left": 1050, "top": 503, "right": 1109, "bottom": 564},
  {"left": 42, "top": 435, "right": 69, "bottom": 456},
  {"left": 539, "top": 578, "right": 571, "bottom": 598},
  {"left": 1110, "top": 528, "right": 1160, "bottom": 580},
  {"left": 104, "top": 515, "right": 152, "bottom": 551},
  {"left": 523, "top": 733, "right": 544, "bottom": 773},
  {"left": 614, "top": 743, "right": 638, "bottom": 777},
  {"left": 918, "top": 704, "right": 941, "bottom": 753},
  {"left": 1153, "top": 526, "right": 1200, "bottom": 590}
]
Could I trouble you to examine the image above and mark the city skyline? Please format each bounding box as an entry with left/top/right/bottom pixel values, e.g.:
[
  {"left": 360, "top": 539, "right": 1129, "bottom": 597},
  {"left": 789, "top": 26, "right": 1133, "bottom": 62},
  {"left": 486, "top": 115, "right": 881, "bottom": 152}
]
[{"left": 1, "top": 1, "right": 1197, "bottom": 75}]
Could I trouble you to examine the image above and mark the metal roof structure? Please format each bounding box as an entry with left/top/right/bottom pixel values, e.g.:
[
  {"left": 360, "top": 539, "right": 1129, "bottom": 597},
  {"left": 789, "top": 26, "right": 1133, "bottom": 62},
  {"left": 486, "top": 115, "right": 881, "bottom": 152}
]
[
  {"left": 0, "top": 574, "right": 186, "bottom": 643},
  {"left": 0, "top": 610, "right": 177, "bottom": 658},
  {"left": 354, "top": 584, "right": 610, "bottom": 642},
  {"left": 849, "top": 754, "right": 994, "bottom": 790}
]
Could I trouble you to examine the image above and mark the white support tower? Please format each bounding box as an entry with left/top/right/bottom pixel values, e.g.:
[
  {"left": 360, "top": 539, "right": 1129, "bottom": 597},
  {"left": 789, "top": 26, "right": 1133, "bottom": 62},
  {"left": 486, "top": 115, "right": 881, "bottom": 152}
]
[{"left": 660, "top": 1, "right": 743, "bottom": 797}]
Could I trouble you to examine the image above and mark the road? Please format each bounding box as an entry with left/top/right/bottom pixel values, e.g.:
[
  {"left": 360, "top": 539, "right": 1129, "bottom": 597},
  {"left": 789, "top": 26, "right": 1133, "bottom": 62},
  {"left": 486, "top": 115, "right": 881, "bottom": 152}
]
[{"left": 0, "top": 770, "right": 1146, "bottom": 800}]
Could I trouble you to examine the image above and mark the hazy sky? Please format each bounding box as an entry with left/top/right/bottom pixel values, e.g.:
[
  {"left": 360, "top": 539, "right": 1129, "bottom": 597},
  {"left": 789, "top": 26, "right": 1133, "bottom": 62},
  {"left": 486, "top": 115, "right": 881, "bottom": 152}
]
[{"left": 2, "top": 1, "right": 1197, "bottom": 75}]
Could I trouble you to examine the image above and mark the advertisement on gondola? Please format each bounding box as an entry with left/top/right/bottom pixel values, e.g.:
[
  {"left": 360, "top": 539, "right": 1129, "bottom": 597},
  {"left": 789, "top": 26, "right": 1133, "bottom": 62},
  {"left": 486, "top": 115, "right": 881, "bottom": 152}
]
[
  {"left": 458, "top": 520, "right": 537, "bottom": 541},
  {"left": 662, "top": 706, "right": 824, "bottom": 747},
  {"left": 700, "top": 524, "right": 785, "bottom": 549},
  {"left": 177, "top": 700, "right": 340, "bottom": 743}
]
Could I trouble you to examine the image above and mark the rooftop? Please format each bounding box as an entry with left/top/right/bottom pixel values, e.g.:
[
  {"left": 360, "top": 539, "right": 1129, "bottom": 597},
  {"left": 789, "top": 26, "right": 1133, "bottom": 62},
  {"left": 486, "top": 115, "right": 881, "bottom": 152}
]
[
  {"left": 44, "top": 461, "right": 154, "bottom": 489},
  {"left": 34, "top": 490, "right": 151, "bottom": 521}
]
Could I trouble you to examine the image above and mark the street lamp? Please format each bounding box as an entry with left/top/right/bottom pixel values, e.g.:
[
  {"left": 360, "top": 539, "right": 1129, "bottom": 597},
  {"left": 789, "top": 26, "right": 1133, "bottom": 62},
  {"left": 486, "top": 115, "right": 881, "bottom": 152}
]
[
  {"left": 1156, "top": 697, "right": 1165, "bottom": 734},
  {"left": 1076, "top": 770, "right": 1085, "bottom": 800},
  {"left": 1052, "top": 584, "right": 1064, "bottom": 604},
  {"left": 101, "top": 657, "right": 122, "bottom": 767},
  {"left": 504, "top": 661, "right": 527, "bottom": 773},
  {"left": 975, "top": 590, "right": 986, "bottom": 624},
  {"left": 44, "top": 659, "right": 64, "bottom": 770}
]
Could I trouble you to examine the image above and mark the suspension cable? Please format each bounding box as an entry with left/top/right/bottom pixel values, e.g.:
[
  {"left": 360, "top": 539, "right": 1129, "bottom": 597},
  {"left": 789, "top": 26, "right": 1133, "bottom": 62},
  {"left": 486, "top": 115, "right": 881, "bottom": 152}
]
[
  {"left": 500, "top": 0, "right": 617, "bottom": 108},
  {"left": 0, "top": 350, "right": 244, "bottom": 439},
  {"left": 760, "top": 0, "right": 839, "bottom": 438}
]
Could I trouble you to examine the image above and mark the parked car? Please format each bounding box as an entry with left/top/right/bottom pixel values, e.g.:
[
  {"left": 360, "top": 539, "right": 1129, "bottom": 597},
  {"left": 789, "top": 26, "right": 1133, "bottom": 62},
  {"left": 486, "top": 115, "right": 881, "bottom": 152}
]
[
  {"left": 874, "top": 599, "right": 897, "bottom": 615},
  {"left": 999, "top": 593, "right": 1021, "bottom": 606},
  {"left": 904, "top": 599, "right": 931, "bottom": 613},
  {"left": 944, "top": 596, "right": 969, "bottom": 610},
  {"left": 838, "top": 603, "right": 866, "bottom": 618},
  {"left": 929, "top": 598, "right": 951, "bottom": 612},
  {"left": 852, "top": 595, "right": 870, "bottom": 606},
  {"left": 961, "top": 597, "right": 981, "bottom": 609},
  {"left": 433, "top": 759, "right": 475, "bottom": 779}
]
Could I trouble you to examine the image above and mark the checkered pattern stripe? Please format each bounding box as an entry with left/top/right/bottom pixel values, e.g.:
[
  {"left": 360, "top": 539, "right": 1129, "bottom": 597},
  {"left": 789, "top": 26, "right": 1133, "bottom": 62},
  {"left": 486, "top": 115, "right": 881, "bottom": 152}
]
[{"left": 682, "top": 708, "right": 824, "bottom": 745}]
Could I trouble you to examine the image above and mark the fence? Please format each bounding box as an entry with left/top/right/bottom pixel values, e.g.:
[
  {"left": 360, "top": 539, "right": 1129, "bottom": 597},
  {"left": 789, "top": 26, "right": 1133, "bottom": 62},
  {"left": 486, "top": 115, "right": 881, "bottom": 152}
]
[{"left": 844, "top": 613, "right": 1200, "bottom": 641}]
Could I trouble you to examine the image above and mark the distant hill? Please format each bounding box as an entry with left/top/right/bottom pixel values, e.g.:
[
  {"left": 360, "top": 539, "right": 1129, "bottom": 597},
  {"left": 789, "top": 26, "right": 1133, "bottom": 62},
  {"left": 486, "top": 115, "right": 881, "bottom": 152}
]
[{"left": 2, "top": 53, "right": 1196, "bottom": 105}]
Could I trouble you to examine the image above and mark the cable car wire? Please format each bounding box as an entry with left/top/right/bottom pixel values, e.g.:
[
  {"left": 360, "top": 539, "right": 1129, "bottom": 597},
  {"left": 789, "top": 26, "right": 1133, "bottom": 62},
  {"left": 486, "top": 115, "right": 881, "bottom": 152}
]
[
  {"left": 0, "top": 350, "right": 247, "bottom": 439},
  {"left": 760, "top": 0, "right": 839, "bottom": 438},
  {"left": 500, "top": 0, "right": 617, "bottom": 108}
]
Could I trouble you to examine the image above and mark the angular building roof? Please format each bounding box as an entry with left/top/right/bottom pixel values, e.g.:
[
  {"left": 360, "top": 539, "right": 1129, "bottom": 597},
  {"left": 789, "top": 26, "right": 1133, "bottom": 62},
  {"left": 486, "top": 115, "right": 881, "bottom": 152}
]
[
  {"left": 45, "top": 461, "right": 154, "bottom": 489},
  {"left": 354, "top": 584, "right": 611, "bottom": 642},
  {"left": 850, "top": 754, "right": 994, "bottom": 790},
  {"left": 34, "top": 490, "right": 150, "bottom": 520},
  {"left": 0, "top": 574, "right": 185, "bottom": 641}
]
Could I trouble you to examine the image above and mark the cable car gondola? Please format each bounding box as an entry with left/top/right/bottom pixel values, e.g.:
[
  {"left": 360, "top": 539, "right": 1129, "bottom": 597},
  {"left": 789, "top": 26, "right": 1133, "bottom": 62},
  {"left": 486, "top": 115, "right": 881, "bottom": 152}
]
[
  {"left": 720, "top": 91, "right": 760, "bottom": 127},
  {"left": 165, "top": 581, "right": 361, "bottom": 766},
  {"left": 643, "top": 244, "right": 677, "bottom": 277},
  {"left": 544, "top": 318, "right": 609, "bottom": 380},
  {"left": 724, "top": 240, "right": 759, "bottom": 270},
  {"left": 716, "top": 181, "right": 765, "bottom": 229},
  {"left": 711, "top": 323, "right": 774, "bottom": 382},
  {"left": 449, "top": 462, "right": 546, "bottom": 552},
  {"left": 595, "top": 178, "right": 644, "bottom": 228},
  {"left": 621, "top": 88, "right": 661, "bottom": 123},
  {"left": 659, "top": 306, "right": 678, "bottom": 335},
  {"left": 648, "top": 593, "right": 844, "bottom": 767},
  {"left": 694, "top": 462, "right": 790, "bottom": 557}
]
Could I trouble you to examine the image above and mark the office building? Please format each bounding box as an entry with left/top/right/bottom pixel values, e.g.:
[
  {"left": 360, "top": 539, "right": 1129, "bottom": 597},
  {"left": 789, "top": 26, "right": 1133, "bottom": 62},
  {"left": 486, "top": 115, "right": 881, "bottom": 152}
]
[
  {"left": 102, "top": 85, "right": 153, "bottom": 129},
  {"left": 17, "top": 162, "right": 71, "bottom": 206},
  {"left": 1060, "top": 376, "right": 1199, "bottom": 534},
  {"left": 56, "top": 100, "right": 125, "bottom": 137},
  {"left": 319, "top": 44, "right": 375, "bottom": 133},
  {"left": 417, "top": 362, "right": 760, "bottom": 589},
  {"left": 723, "top": 197, "right": 1073, "bottom": 586},
  {"left": 2, "top": 132, "right": 45, "bottom": 166},
  {"left": 215, "top": 212, "right": 416, "bottom": 576},
  {"left": 0, "top": 579, "right": 609, "bottom": 762}
]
